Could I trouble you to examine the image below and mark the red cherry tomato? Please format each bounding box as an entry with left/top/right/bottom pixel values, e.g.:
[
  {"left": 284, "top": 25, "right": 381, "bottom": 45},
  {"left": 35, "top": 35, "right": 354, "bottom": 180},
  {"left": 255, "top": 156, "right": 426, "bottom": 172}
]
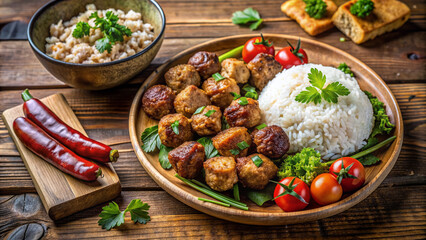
[
  {"left": 273, "top": 177, "right": 310, "bottom": 212},
  {"left": 310, "top": 173, "right": 343, "bottom": 206},
  {"left": 330, "top": 157, "right": 365, "bottom": 192},
  {"left": 275, "top": 39, "right": 308, "bottom": 69},
  {"left": 242, "top": 34, "right": 275, "bottom": 63}
]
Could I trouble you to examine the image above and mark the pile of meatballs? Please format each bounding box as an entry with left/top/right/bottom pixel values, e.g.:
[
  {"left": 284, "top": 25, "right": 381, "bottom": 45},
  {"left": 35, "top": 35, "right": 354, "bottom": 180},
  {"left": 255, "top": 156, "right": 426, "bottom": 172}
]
[{"left": 142, "top": 50, "right": 291, "bottom": 192}]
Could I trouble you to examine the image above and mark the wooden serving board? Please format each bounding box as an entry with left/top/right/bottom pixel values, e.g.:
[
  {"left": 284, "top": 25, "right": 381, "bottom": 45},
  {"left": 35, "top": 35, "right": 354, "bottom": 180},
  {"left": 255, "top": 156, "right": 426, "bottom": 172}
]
[{"left": 2, "top": 93, "right": 121, "bottom": 220}]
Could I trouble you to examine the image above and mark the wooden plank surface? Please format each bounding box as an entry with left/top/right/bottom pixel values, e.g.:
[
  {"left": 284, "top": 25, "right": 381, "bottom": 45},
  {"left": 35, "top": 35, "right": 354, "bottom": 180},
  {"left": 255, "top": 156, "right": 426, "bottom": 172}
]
[{"left": 0, "top": 0, "right": 425, "bottom": 238}]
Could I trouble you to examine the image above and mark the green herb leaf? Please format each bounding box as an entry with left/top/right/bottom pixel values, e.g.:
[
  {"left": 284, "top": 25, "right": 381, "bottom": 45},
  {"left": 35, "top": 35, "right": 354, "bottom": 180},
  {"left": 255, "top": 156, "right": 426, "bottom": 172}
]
[
  {"left": 159, "top": 144, "right": 172, "bottom": 169},
  {"left": 193, "top": 106, "right": 206, "bottom": 115},
  {"left": 238, "top": 97, "right": 249, "bottom": 106},
  {"left": 72, "top": 22, "right": 91, "bottom": 38},
  {"left": 96, "top": 37, "right": 112, "bottom": 53},
  {"left": 230, "top": 149, "right": 240, "bottom": 155},
  {"left": 303, "top": 0, "right": 327, "bottom": 19},
  {"left": 256, "top": 123, "right": 267, "bottom": 130},
  {"left": 350, "top": 0, "right": 375, "bottom": 18},
  {"left": 337, "top": 63, "right": 354, "bottom": 77},
  {"left": 308, "top": 68, "right": 326, "bottom": 89},
  {"left": 197, "top": 137, "right": 220, "bottom": 159},
  {"left": 231, "top": 92, "right": 241, "bottom": 100},
  {"left": 232, "top": 8, "right": 263, "bottom": 30},
  {"left": 141, "top": 125, "right": 160, "bottom": 152},
  {"left": 204, "top": 110, "right": 216, "bottom": 117},
  {"left": 246, "top": 183, "right": 275, "bottom": 206},
  {"left": 171, "top": 120, "right": 180, "bottom": 135},
  {"left": 364, "top": 91, "right": 395, "bottom": 137},
  {"left": 358, "top": 153, "right": 380, "bottom": 166},
  {"left": 212, "top": 73, "right": 225, "bottom": 82},
  {"left": 242, "top": 84, "right": 258, "bottom": 100},
  {"left": 249, "top": 19, "right": 263, "bottom": 30},
  {"left": 237, "top": 141, "right": 250, "bottom": 150},
  {"left": 295, "top": 86, "right": 322, "bottom": 104},
  {"left": 222, "top": 116, "right": 230, "bottom": 130},
  {"left": 362, "top": 136, "right": 379, "bottom": 150},
  {"left": 322, "top": 82, "right": 351, "bottom": 103},
  {"left": 251, "top": 155, "right": 263, "bottom": 167},
  {"left": 125, "top": 199, "right": 151, "bottom": 224},
  {"left": 98, "top": 201, "right": 125, "bottom": 230}
]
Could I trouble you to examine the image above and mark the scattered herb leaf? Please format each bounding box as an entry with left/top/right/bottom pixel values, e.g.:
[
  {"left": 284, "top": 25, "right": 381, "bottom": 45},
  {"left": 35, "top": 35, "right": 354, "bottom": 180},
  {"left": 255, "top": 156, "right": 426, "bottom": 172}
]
[
  {"left": 231, "top": 8, "right": 263, "bottom": 31},
  {"left": 338, "top": 63, "right": 354, "bottom": 77},
  {"left": 242, "top": 84, "right": 259, "bottom": 100},
  {"left": 125, "top": 199, "right": 151, "bottom": 224},
  {"left": 251, "top": 155, "right": 263, "bottom": 167},
  {"left": 197, "top": 137, "right": 220, "bottom": 159},
  {"left": 141, "top": 125, "right": 161, "bottom": 152},
  {"left": 238, "top": 97, "right": 249, "bottom": 106},
  {"left": 231, "top": 92, "right": 241, "bottom": 100},
  {"left": 159, "top": 144, "right": 172, "bottom": 169},
  {"left": 204, "top": 110, "right": 216, "bottom": 117},
  {"left": 256, "top": 123, "right": 267, "bottom": 130},
  {"left": 212, "top": 73, "right": 225, "bottom": 82},
  {"left": 303, "top": 0, "right": 327, "bottom": 19},
  {"left": 222, "top": 116, "right": 230, "bottom": 130},
  {"left": 237, "top": 141, "right": 250, "bottom": 150},
  {"left": 98, "top": 200, "right": 150, "bottom": 230},
  {"left": 72, "top": 22, "right": 91, "bottom": 38},
  {"left": 350, "top": 0, "right": 375, "bottom": 18},
  {"left": 340, "top": 37, "right": 346, "bottom": 42},
  {"left": 230, "top": 149, "right": 240, "bottom": 155},
  {"left": 171, "top": 120, "right": 180, "bottom": 135},
  {"left": 193, "top": 106, "right": 206, "bottom": 115}
]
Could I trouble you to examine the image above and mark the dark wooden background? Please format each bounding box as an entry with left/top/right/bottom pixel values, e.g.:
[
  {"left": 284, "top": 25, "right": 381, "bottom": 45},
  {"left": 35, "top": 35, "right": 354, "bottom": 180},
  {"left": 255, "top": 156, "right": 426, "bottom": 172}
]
[{"left": 1, "top": 0, "right": 425, "bottom": 239}]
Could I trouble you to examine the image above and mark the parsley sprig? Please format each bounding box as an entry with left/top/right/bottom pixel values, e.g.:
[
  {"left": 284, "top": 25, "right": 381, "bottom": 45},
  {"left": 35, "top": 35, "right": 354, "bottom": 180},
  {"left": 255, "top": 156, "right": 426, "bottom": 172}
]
[
  {"left": 350, "top": 0, "right": 375, "bottom": 18},
  {"left": 303, "top": 0, "right": 327, "bottom": 19},
  {"left": 98, "top": 199, "right": 150, "bottom": 230},
  {"left": 72, "top": 11, "right": 132, "bottom": 53},
  {"left": 231, "top": 8, "right": 263, "bottom": 30},
  {"left": 295, "top": 68, "right": 350, "bottom": 104}
]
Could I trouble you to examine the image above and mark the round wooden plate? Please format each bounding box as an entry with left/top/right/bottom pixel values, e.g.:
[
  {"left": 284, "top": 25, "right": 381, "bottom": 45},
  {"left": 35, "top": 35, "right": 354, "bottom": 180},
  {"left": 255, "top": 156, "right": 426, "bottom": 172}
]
[{"left": 129, "top": 34, "right": 403, "bottom": 225}]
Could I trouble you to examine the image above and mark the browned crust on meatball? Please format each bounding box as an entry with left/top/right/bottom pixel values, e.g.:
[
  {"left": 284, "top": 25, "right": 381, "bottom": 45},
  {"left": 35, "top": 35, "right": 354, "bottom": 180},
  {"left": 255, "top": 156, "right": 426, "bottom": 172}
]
[
  {"left": 236, "top": 154, "right": 278, "bottom": 190},
  {"left": 247, "top": 53, "right": 282, "bottom": 91},
  {"left": 191, "top": 105, "right": 222, "bottom": 136},
  {"left": 220, "top": 58, "right": 250, "bottom": 84},
  {"left": 212, "top": 127, "right": 252, "bottom": 158},
  {"left": 168, "top": 141, "right": 205, "bottom": 179},
  {"left": 204, "top": 156, "right": 238, "bottom": 191},
  {"left": 187, "top": 51, "right": 221, "bottom": 79},
  {"left": 158, "top": 113, "right": 193, "bottom": 148},
  {"left": 142, "top": 85, "right": 176, "bottom": 120},
  {"left": 202, "top": 77, "right": 240, "bottom": 109},
  {"left": 253, "top": 125, "right": 290, "bottom": 159},
  {"left": 165, "top": 64, "right": 201, "bottom": 93},
  {"left": 224, "top": 98, "right": 262, "bottom": 128},
  {"left": 174, "top": 85, "right": 211, "bottom": 118}
]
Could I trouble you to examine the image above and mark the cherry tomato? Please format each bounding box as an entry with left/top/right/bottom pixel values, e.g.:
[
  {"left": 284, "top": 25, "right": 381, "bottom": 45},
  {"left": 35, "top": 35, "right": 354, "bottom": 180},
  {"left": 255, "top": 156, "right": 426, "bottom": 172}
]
[
  {"left": 275, "top": 39, "right": 308, "bottom": 69},
  {"left": 330, "top": 157, "right": 365, "bottom": 192},
  {"left": 310, "top": 173, "right": 342, "bottom": 206},
  {"left": 242, "top": 34, "right": 275, "bottom": 63},
  {"left": 273, "top": 177, "right": 310, "bottom": 212}
]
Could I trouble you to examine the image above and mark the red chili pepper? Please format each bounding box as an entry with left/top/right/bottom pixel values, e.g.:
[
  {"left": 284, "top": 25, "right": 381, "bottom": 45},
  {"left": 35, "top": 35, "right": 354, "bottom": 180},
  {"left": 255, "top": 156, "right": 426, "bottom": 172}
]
[
  {"left": 13, "top": 117, "right": 102, "bottom": 181},
  {"left": 21, "top": 89, "right": 119, "bottom": 163}
]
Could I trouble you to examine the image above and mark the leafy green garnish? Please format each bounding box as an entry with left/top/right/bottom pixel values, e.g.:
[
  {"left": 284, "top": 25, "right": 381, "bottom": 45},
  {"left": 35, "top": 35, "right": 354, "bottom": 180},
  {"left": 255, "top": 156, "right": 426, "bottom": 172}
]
[
  {"left": 159, "top": 144, "right": 172, "bottom": 169},
  {"left": 364, "top": 91, "right": 395, "bottom": 137},
  {"left": 231, "top": 7, "right": 263, "bottom": 30},
  {"left": 295, "top": 68, "right": 350, "bottom": 104},
  {"left": 238, "top": 97, "right": 249, "bottom": 106},
  {"left": 222, "top": 116, "right": 230, "bottom": 130},
  {"left": 303, "top": 0, "right": 327, "bottom": 19},
  {"left": 338, "top": 63, "right": 354, "bottom": 77},
  {"left": 193, "top": 106, "right": 206, "bottom": 115},
  {"left": 256, "top": 123, "right": 267, "bottom": 130},
  {"left": 171, "top": 120, "right": 180, "bottom": 135},
  {"left": 72, "top": 11, "right": 132, "bottom": 53},
  {"left": 141, "top": 125, "right": 161, "bottom": 152},
  {"left": 230, "top": 149, "right": 240, "bottom": 155},
  {"left": 358, "top": 154, "right": 380, "bottom": 166},
  {"left": 237, "top": 141, "right": 250, "bottom": 150},
  {"left": 197, "top": 137, "right": 220, "bottom": 159},
  {"left": 204, "top": 110, "right": 216, "bottom": 117},
  {"left": 278, "top": 147, "right": 328, "bottom": 185},
  {"left": 231, "top": 92, "right": 241, "bottom": 100},
  {"left": 212, "top": 73, "right": 225, "bottom": 82},
  {"left": 251, "top": 155, "right": 263, "bottom": 167},
  {"left": 242, "top": 84, "right": 258, "bottom": 100},
  {"left": 246, "top": 182, "right": 275, "bottom": 206},
  {"left": 98, "top": 200, "right": 150, "bottom": 230},
  {"left": 350, "top": 0, "right": 375, "bottom": 18}
]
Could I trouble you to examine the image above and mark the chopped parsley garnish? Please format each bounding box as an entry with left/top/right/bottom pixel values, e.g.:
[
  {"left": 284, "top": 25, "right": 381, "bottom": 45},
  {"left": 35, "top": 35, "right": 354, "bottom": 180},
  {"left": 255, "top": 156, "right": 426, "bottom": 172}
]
[
  {"left": 171, "top": 120, "right": 180, "bottom": 135},
  {"left": 193, "top": 106, "right": 206, "bottom": 115},
  {"left": 350, "top": 0, "right": 375, "bottom": 18},
  {"left": 141, "top": 125, "right": 161, "bottom": 152},
  {"left": 251, "top": 155, "right": 263, "bottom": 167},
  {"left": 338, "top": 63, "right": 354, "bottom": 77},
  {"left": 230, "top": 149, "right": 240, "bottom": 155},
  {"left": 204, "top": 110, "right": 216, "bottom": 117},
  {"left": 242, "top": 84, "right": 258, "bottom": 100},
  {"left": 231, "top": 92, "right": 241, "bottom": 100},
  {"left": 212, "top": 73, "right": 225, "bottom": 82},
  {"left": 72, "top": 11, "right": 132, "bottom": 53},
  {"left": 197, "top": 137, "right": 220, "bottom": 159},
  {"left": 295, "top": 68, "right": 350, "bottom": 104},
  {"left": 238, "top": 97, "right": 249, "bottom": 106},
  {"left": 237, "top": 141, "right": 250, "bottom": 150},
  {"left": 231, "top": 7, "right": 263, "bottom": 30},
  {"left": 256, "top": 123, "right": 267, "bottom": 130},
  {"left": 303, "top": 0, "right": 327, "bottom": 19},
  {"left": 98, "top": 199, "right": 150, "bottom": 230}
]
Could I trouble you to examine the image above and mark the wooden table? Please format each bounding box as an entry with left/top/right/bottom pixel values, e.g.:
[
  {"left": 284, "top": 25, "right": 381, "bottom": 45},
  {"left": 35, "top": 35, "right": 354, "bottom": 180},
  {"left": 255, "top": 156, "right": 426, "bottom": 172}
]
[{"left": 1, "top": 0, "right": 425, "bottom": 238}]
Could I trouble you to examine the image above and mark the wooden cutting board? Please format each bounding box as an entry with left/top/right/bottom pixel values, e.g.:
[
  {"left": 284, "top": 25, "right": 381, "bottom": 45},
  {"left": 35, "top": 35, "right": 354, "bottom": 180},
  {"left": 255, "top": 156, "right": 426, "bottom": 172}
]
[{"left": 1, "top": 93, "right": 121, "bottom": 220}]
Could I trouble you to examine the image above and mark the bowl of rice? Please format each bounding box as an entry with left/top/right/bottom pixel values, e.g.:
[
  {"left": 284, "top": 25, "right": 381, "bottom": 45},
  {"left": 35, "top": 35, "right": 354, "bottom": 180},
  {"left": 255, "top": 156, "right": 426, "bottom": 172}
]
[{"left": 27, "top": 0, "right": 165, "bottom": 90}]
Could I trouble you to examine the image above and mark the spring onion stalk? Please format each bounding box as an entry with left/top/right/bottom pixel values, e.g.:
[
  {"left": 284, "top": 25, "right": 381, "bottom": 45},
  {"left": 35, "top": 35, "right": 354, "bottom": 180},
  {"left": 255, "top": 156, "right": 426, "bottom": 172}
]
[
  {"left": 191, "top": 179, "right": 211, "bottom": 190},
  {"left": 198, "top": 197, "right": 231, "bottom": 207},
  {"left": 233, "top": 184, "right": 240, "bottom": 201},
  {"left": 176, "top": 174, "right": 248, "bottom": 210},
  {"left": 218, "top": 45, "right": 244, "bottom": 62},
  {"left": 350, "top": 136, "right": 396, "bottom": 159},
  {"left": 191, "top": 179, "right": 247, "bottom": 207}
]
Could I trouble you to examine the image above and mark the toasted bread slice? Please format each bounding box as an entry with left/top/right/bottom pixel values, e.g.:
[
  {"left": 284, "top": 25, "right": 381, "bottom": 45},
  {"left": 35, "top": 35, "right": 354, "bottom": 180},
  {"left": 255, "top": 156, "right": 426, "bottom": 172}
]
[
  {"left": 281, "top": 0, "right": 338, "bottom": 36},
  {"left": 332, "top": 0, "right": 411, "bottom": 44}
]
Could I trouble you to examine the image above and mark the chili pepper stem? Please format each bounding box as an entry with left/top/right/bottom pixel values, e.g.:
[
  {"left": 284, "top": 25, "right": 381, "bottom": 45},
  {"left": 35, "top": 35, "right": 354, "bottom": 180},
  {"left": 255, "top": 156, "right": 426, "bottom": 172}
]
[
  {"left": 109, "top": 149, "right": 119, "bottom": 162},
  {"left": 96, "top": 168, "right": 103, "bottom": 178},
  {"left": 21, "top": 89, "right": 34, "bottom": 102}
]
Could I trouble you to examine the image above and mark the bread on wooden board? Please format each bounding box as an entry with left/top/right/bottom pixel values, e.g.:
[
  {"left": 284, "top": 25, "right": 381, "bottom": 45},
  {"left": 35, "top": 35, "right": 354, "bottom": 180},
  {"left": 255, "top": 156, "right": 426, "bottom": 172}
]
[
  {"left": 332, "top": 0, "right": 411, "bottom": 44},
  {"left": 281, "top": 0, "right": 338, "bottom": 36}
]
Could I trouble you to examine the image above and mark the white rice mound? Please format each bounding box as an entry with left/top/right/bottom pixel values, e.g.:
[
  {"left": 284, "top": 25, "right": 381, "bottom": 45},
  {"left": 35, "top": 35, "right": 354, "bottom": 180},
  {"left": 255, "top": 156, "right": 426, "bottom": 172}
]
[{"left": 258, "top": 63, "right": 374, "bottom": 160}]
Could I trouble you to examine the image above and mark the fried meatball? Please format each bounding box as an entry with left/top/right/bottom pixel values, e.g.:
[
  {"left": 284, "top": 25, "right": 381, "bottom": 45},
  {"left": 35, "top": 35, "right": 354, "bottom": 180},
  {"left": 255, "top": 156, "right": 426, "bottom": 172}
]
[
  {"left": 220, "top": 58, "right": 250, "bottom": 84},
  {"left": 204, "top": 156, "right": 238, "bottom": 191},
  {"left": 247, "top": 53, "right": 282, "bottom": 91},
  {"left": 191, "top": 105, "right": 222, "bottom": 136},
  {"left": 142, "top": 85, "right": 176, "bottom": 120},
  {"left": 202, "top": 77, "right": 240, "bottom": 109},
  {"left": 165, "top": 64, "right": 201, "bottom": 93},
  {"left": 188, "top": 51, "right": 221, "bottom": 79},
  {"left": 236, "top": 154, "right": 278, "bottom": 190},
  {"left": 174, "top": 85, "right": 211, "bottom": 118},
  {"left": 253, "top": 125, "right": 290, "bottom": 159},
  {"left": 224, "top": 98, "right": 262, "bottom": 128},
  {"left": 158, "top": 114, "right": 193, "bottom": 148},
  {"left": 212, "top": 127, "right": 252, "bottom": 158},
  {"left": 168, "top": 141, "right": 205, "bottom": 179}
]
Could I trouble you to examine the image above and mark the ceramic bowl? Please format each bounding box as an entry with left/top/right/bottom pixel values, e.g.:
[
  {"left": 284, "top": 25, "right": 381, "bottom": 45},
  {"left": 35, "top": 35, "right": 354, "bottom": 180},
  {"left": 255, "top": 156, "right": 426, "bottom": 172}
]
[{"left": 27, "top": 0, "right": 165, "bottom": 90}]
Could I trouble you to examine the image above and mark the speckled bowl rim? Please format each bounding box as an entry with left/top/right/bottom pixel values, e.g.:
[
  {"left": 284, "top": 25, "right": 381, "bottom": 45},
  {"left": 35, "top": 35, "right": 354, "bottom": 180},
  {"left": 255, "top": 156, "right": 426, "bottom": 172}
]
[{"left": 27, "top": 0, "right": 166, "bottom": 67}]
